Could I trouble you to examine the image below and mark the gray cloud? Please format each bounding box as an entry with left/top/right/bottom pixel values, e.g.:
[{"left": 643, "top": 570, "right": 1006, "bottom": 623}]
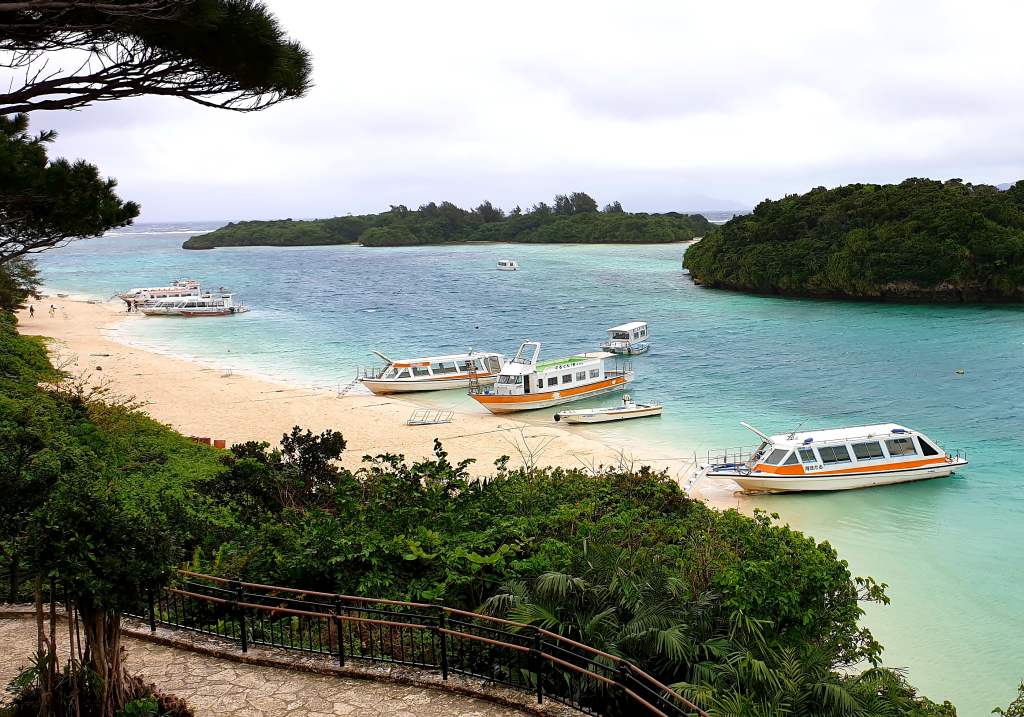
[{"left": 17, "top": 0, "right": 1024, "bottom": 221}]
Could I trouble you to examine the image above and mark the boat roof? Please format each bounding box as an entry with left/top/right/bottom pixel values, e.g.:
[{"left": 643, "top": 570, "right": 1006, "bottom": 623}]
[
  {"left": 765, "top": 423, "right": 913, "bottom": 447},
  {"left": 391, "top": 351, "right": 501, "bottom": 365},
  {"left": 535, "top": 351, "right": 614, "bottom": 371},
  {"left": 608, "top": 322, "right": 647, "bottom": 332}
]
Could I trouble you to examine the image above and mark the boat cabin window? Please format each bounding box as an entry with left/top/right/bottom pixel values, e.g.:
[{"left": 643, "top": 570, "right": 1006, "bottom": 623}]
[
  {"left": 589, "top": 368, "right": 600, "bottom": 378},
  {"left": 852, "top": 441, "right": 884, "bottom": 460},
  {"left": 460, "top": 360, "right": 475, "bottom": 372},
  {"left": 798, "top": 447, "right": 817, "bottom": 463},
  {"left": 782, "top": 452, "right": 800, "bottom": 465},
  {"left": 434, "top": 362, "right": 458, "bottom": 374},
  {"left": 486, "top": 356, "right": 501, "bottom": 372},
  {"left": 413, "top": 366, "right": 430, "bottom": 377},
  {"left": 561, "top": 373, "right": 573, "bottom": 384},
  {"left": 498, "top": 375, "right": 515, "bottom": 384},
  {"left": 818, "top": 445, "right": 852, "bottom": 464},
  {"left": 762, "top": 448, "right": 790, "bottom": 465},
  {"left": 885, "top": 437, "right": 917, "bottom": 456},
  {"left": 547, "top": 377, "right": 558, "bottom": 387},
  {"left": 396, "top": 369, "right": 410, "bottom": 379},
  {"left": 537, "top": 380, "right": 544, "bottom": 390},
  {"left": 612, "top": 331, "right": 630, "bottom": 340},
  {"left": 575, "top": 371, "right": 586, "bottom": 381},
  {"left": 917, "top": 437, "right": 940, "bottom": 456}
]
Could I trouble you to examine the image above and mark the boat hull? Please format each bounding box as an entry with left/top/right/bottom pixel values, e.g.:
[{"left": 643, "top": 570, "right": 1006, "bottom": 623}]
[
  {"left": 361, "top": 374, "right": 497, "bottom": 395},
  {"left": 556, "top": 405, "right": 661, "bottom": 424},
  {"left": 472, "top": 373, "right": 633, "bottom": 413},
  {"left": 711, "top": 459, "right": 967, "bottom": 493},
  {"left": 601, "top": 343, "right": 650, "bottom": 355}
]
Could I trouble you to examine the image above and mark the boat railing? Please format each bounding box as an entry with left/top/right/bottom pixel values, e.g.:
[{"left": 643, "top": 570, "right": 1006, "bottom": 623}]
[
  {"left": 945, "top": 448, "right": 968, "bottom": 463},
  {"left": 357, "top": 366, "right": 387, "bottom": 380},
  {"left": 702, "top": 445, "right": 763, "bottom": 469}
]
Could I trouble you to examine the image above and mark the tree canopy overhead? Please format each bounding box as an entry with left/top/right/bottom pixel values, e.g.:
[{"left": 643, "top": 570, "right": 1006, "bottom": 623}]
[
  {"left": 0, "top": 113, "right": 138, "bottom": 264},
  {"left": 0, "top": 0, "right": 313, "bottom": 114}
]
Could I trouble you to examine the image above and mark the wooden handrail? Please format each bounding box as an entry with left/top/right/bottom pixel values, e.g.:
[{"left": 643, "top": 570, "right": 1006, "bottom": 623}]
[{"left": 167, "top": 570, "right": 708, "bottom": 717}]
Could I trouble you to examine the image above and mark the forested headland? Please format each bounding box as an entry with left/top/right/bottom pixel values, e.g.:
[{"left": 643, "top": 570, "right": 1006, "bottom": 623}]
[
  {"left": 182, "top": 193, "right": 713, "bottom": 249},
  {"left": 683, "top": 178, "right": 1024, "bottom": 302}
]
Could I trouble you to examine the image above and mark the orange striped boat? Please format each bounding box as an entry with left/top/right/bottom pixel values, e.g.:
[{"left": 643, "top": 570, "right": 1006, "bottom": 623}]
[
  {"left": 469, "top": 340, "right": 634, "bottom": 413},
  {"left": 700, "top": 422, "right": 968, "bottom": 492},
  {"left": 360, "top": 350, "right": 504, "bottom": 395}
]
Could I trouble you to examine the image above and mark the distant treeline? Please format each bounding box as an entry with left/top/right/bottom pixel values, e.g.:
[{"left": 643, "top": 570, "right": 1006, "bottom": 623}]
[
  {"left": 683, "top": 178, "right": 1024, "bottom": 302},
  {"left": 183, "top": 192, "right": 713, "bottom": 249}
]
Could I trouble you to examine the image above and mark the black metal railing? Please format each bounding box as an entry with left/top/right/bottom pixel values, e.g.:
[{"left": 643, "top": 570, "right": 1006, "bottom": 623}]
[{"left": 127, "top": 571, "right": 707, "bottom": 717}]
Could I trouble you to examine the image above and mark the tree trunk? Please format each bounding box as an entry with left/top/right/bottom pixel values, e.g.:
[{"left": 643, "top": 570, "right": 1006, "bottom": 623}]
[
  {"left": 33, "top": 576, "right": 51, "bottom": 717},
  {"left": 81, "top": 607, "right": 128, "bottom": 717}
]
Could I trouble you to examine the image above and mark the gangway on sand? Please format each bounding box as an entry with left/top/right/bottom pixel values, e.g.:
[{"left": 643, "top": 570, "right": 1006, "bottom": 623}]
[{"left": 407, "top": 408, "right": 454, "bottom": 425}]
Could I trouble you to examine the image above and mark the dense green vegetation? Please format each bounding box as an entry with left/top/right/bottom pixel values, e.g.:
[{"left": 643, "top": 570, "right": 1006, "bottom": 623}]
[
  {"left": 182, "top": 193, "right": 713, "bottom": 249},
  {"left": 683, "top": 178, "right": 1024, "bottom": 302},
  {"left": 0, "top": 2, "right": 312, "bottom": 713},
  {"left": 2, "top": 291, "right": 956, "bottom": 715}
]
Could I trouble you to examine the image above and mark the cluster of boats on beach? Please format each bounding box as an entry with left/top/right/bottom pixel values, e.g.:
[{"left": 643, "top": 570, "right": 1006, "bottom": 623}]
[
  {"left": 118, "top": 279, "right": 968, "bottom": 494},
  {"left": 358, "top": 321, "right": 968, "bottom": 493},
  {"left": 117, "top": 279, "right": 249, "bottom": 317}
]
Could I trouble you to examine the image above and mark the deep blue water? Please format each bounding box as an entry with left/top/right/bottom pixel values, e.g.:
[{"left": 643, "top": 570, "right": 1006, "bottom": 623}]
[{"left": 35, "top": 224, "right": 1024, "bottom": 714}]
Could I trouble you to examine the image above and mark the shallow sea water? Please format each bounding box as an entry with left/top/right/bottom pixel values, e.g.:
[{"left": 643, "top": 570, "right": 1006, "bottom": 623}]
[{"left": 36, "top": 225, "right": 1024, "bottom": 714}]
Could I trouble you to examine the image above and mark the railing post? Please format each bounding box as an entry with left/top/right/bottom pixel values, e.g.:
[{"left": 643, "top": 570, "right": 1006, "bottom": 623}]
[
  {"left": 437, "top": 607, "right": 448, "bottom": 680},
  {"left": 334, "top": 596, "right": 345, "bottom": 667},
  {"left": 147, "top": 587, "right": 157, "bottom": 633},
  {"left": 616, "top": 662, "right": 632, "bottom": 705},
  {"left": 233, "top": 581, "right": 247, "bottom": 653},
  {"left": 532, "top": 628, "right": 543, "bottom": 704}
]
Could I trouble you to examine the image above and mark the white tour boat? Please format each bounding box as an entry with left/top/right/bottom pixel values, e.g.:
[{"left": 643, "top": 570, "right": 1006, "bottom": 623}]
[
  {"left": 118, "top": 279, "right": 200, "bottom": 309},
  {"left": 139, "top": 292, "right": 249, "bottom": 317},
  {"left": 700, "top": 422, "right": 967, "bottom": 493},
  {"left": 470, "top": 340, "right": 633, "bottom": 414},
  {"left": 360, "top": 350, "right": 504, "bottom": 395},
  {"left": 554, "top": 394, "right": 662, "bottom": 424},
  {"left": 601, "top": 321, "right": 650, "bottom": 355},
  {"left": 497, "top": 259, "right": 519, "bottom": 271}
]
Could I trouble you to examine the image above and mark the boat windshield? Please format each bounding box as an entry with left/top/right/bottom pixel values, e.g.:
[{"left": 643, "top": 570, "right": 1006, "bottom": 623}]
[{"left": 510, "top": 342, "right": 540, "bottom": 365}]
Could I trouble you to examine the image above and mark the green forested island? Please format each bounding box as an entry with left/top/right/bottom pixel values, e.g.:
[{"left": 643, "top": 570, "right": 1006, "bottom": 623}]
[
  {"left": 683, "top": 178, "right": 1024, "bottom": 302},
  {"left": 182, "top": 192, "right": 713, "bottom": 249}
]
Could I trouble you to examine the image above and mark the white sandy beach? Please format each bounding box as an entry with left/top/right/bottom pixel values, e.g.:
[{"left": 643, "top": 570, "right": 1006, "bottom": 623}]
[{"left": 15, "top": 296, "right": 741, "bottom": 508}]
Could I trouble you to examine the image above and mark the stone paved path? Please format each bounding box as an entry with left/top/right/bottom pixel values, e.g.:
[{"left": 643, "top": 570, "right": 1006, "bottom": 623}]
[{"left": 0, "top": 618, "right": 517, "bottom": 716}]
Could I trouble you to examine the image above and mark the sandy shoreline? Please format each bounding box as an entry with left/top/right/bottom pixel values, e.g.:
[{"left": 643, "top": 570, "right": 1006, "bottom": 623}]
[{"left": 15, "top": 295, "right": 740, "bottom": 508}]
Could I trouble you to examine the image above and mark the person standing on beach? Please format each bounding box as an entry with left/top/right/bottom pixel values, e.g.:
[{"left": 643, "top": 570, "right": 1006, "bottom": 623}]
[
  {"left": 28, "top": 305, "right": 34, "bottom": 317},
  {"left": 48, "top": 305, "right": 55, "bottom": 318}
]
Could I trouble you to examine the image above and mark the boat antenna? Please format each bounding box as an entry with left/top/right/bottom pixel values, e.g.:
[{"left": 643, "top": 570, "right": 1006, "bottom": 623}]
[{"left": 786, "top": 421, "right": 805, "bottom": 440}]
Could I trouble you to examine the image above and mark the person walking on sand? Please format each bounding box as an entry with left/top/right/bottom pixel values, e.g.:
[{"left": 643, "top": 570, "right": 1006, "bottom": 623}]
[
  {"left": 28, "top": 305, "right": 34, "bottom": 318},
  {"left": 48, "top": 304, "right": 55, "bottom": 318}
]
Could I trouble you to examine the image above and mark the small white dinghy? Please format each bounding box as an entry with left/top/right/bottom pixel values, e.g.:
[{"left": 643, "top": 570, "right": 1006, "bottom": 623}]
[{"left": 554, "top": 394, "right": 662, "bottom": 424}]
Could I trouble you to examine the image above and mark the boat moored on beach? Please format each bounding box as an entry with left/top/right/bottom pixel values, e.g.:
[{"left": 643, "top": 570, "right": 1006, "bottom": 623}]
[
  {"left": 554, "top": 394, "right": 662, "bottom": 423},
  {"left": 139, "top": 292, "right": 249, "bottom": 317},
  {"left": 118, "top": 279, "right": 200, "bottom": 309},
  {"left": 359, "top": 350, "right": 504, "bottom": 394},
  {"left": 700, "top": 422, "right": 967, "bottom": 493},
  {"left": 601, "top": 321, "right": 650, "bottom": 355},
  {"left": 470, "top": 340, "right": 633, "bottom": 413}
]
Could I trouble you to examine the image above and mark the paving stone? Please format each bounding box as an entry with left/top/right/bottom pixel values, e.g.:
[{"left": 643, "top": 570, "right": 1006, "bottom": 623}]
[{"left": 0, "top": 618, "right": 520, "bottom": 716}]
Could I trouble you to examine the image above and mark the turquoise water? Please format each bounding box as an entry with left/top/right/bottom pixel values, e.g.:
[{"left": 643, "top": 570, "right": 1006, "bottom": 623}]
[{"left": 36, "top": 225, "right": 1024, "bottom": 714}]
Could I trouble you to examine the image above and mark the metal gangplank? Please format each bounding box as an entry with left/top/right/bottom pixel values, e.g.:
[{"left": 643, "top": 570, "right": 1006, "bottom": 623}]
[{"left": 407, "top": 408, "right": 454, "bottom": 425}]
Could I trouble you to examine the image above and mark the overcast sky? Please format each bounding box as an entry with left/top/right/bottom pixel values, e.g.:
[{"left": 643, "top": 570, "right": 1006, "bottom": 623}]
[{"left": 28, "top": 0, "right": 1024, "bottom": 222}]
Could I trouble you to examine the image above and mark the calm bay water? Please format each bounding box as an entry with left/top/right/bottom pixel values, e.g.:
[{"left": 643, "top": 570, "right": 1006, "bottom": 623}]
[{"left": 37, "top": 224, "right": 1024, "bottom": 714}]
